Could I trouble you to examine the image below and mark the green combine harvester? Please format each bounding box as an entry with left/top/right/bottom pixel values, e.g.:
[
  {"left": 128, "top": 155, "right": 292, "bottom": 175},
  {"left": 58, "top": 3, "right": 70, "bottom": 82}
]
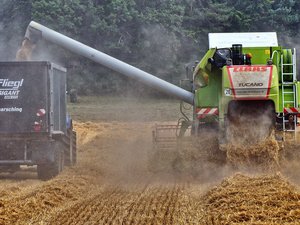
[
  {"left": 23, "top": 23, "right": 298, "bottom": 171},
  {"left": 152, "top": 32, "right": 298, "bottom": 171},
  {"left": 155, "top": 33, "right": 298, "bottom": 147},
  {"left": 197, "top": 33, "right": 297, "bottom": 140}
]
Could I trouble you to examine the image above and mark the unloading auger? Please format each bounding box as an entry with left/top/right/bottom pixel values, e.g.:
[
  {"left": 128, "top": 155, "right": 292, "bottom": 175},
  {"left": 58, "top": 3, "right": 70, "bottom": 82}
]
[{"left": 25, "top": 21, "right": 194, "bottom": 105}]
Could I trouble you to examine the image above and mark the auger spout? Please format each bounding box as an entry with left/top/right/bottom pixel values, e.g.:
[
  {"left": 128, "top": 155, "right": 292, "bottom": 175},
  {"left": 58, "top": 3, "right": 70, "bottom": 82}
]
[{"left": 25, "top": 21, "right": 195, "bottom": 105}]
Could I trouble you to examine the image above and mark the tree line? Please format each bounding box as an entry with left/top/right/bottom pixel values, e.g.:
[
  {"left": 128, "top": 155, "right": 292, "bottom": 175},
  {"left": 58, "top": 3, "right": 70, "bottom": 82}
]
[{"left": 0, "top": 0, "right": 299, "bottom": 96}]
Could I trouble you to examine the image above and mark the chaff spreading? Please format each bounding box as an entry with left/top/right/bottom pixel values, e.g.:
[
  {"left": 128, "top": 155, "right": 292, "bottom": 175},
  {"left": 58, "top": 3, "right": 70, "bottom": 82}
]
[{"left": 199, "top": 172, "right": 300, "bottom": 224}]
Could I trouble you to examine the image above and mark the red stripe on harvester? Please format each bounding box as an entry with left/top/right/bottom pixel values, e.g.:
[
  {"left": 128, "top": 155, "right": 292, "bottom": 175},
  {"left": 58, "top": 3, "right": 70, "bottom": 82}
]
[
  {"left": 196, "top": 108, "right": 218, "bottom": 115},
  {"left": 284, "top": 108, "right": 300, "bottom": 114},
  {"left": 203, "top": 108, "right": 211, "bottom": 114},
  {"left": 290, "top": 108, "right": 299, "bottom": 113}
]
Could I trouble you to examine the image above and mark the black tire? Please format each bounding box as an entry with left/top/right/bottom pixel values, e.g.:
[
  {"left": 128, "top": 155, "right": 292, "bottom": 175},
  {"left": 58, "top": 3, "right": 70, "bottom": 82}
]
[
  {"left": 65, "top": 129, "right": 77, "bottom": 166},
  {"left": 37, "top": 147, "right": 64, "bottom": 181},
  {"left": 72, "top": 131, "right": 77, "bottom": 165}
]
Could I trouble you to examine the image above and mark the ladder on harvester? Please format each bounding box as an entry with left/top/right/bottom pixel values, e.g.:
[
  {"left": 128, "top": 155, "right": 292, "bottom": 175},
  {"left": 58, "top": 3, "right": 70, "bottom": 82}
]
[{"left": 282, "top": 48, "right": 297, "bottom": 140}]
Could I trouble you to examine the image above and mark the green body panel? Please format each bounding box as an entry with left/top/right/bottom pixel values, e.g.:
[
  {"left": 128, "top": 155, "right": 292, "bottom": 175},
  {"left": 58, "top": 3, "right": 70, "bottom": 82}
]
[
  {"left": 194, "top": 49, "right": 222, "bottom": 124},
  {"left": 242, "top": 47, "right": 282, "bottom": 66},
  {"left": 193, "top": 49, "right": 215, "bottom": 87},
  {"left": 194, "top": 48, "right": 219, "bottom": 109},
  {"left": 194, "top": 67, "right": 221, "bottom": 108},
  {"left": 193, "top": 46, "right": 296, "bottom": 127}
]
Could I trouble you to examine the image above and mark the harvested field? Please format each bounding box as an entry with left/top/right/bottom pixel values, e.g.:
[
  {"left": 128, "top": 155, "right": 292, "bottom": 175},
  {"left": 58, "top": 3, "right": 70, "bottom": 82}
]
[
  {"left": 200, "top": 172, "right": 300, "bottom": 224},
  {"left": 0, "top": 96, "right": 300, "bottom": 224}
]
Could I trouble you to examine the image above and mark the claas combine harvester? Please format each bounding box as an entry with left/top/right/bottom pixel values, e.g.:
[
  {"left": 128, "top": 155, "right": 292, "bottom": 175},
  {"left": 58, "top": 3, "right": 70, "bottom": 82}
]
[
  {"left": 177, "top": 32, "right": 299, "bottom": 145},
  {"left": 22, "top": 22, "right": 298, "bottom": 171}
]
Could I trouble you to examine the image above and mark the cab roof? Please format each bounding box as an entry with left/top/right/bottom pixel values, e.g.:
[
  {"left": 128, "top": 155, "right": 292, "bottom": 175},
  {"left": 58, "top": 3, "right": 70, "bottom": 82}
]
[{"left": 208, "top": 32, "right": 278, "bottom": 48}]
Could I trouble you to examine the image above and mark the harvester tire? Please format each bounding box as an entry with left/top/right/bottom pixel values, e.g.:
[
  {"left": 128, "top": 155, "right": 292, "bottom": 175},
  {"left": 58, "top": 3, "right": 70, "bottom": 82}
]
[{"left": 71, "top": 131, "right": 77, "bottom": 165}]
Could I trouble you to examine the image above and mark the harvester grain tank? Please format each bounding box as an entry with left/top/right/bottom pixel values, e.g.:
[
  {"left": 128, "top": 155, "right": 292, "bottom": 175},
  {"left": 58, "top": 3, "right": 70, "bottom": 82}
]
[{"left": 22, "top": 22, "right": 299, "bottom": 167}]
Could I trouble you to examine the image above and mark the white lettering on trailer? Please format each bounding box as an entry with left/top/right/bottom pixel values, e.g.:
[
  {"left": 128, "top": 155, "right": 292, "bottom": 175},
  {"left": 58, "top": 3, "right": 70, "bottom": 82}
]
[
  {"left": 0, "top": 107, "right": 22, "bottom": 112},
  {"left": 0, "top": 78, "right": 24, "bottom": 99},
  {"left": 0, "top": 79, "right": 24, "bottom": 89}
]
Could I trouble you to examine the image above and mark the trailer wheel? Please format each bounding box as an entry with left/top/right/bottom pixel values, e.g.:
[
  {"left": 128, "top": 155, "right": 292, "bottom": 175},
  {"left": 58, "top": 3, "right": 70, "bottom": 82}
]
[
  {"left": 69, "top": 130, "right": 77, "bottom": 165},
  {"left": 37, "top": 147, "right": 64, "bottom": 180}
]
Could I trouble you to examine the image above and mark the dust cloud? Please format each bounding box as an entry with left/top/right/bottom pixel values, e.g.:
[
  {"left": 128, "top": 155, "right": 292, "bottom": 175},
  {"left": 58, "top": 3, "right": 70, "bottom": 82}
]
[
  {"left": 0, "top": 27, "right": 23, "bottom": 61},
  {"left": 70, "top": 118, "right": 300, "bottom": 224},
  {"left": 220, "top": 100, "right": 280, "bottom": 172},
  {"left": 74, "top": 121, "right": 151, "bottom": 183},
  {"left": 16, "top": 39, "right": 36, "bottom": 61},
  {"left": 224, "top": 116, "right": 280, "bottom": 172}
]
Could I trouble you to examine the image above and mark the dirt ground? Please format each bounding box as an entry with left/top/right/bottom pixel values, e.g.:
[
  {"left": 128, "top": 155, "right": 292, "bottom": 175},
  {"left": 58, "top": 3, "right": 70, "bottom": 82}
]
[{"left": 0, "top": 96, "right": 300, "bottom": 224}]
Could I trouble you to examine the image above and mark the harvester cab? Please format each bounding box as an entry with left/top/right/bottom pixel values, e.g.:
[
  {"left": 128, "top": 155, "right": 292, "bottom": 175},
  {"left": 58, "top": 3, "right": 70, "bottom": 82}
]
[{"left": 208, "top": 44, "right": 252, "bottom": 68}]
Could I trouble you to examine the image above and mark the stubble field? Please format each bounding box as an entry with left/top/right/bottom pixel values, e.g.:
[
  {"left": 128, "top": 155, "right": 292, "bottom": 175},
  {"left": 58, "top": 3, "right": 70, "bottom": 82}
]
[{"left": 0, "top": 96, "right": 300, "bottom": 224}]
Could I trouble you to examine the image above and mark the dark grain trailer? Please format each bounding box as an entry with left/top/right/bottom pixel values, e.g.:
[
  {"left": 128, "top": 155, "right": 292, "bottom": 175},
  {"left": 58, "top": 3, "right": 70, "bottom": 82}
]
[{"left": 0, "top": 61, "right": 76, "bottom": 180}]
